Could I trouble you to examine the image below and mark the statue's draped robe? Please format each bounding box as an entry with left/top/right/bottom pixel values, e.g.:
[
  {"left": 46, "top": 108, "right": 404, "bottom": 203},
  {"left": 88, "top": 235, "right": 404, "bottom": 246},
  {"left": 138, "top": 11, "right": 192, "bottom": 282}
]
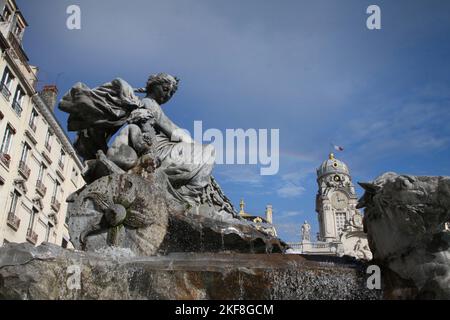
[
  {"left": 143, "top": 97, "right": 215, "bottom": 201},
  {"left": 59, "top": 78, "right": 215, "bottom": 203},
  {"left": 59, "top": 79, "right": 142, "bottom": 160}
]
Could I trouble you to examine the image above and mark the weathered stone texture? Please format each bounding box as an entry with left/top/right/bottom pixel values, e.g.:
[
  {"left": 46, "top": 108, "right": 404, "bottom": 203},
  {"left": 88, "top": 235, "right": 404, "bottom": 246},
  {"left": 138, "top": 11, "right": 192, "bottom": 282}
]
[
  {"left": 0, "top": 243, "right": 380, "bottom": 300},
  {"left": 358, "top": 172, "right": 450, "bottom": 299}
]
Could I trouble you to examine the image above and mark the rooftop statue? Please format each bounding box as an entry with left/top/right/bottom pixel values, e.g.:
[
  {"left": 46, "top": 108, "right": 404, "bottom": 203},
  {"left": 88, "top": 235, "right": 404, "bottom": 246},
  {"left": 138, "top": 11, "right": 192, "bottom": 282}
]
[
  {"left": 59, "top": 73, "right": 285, "bottom": 255},
  {"left": 301, "top": 221, "right": 311, "bottom": 242}
]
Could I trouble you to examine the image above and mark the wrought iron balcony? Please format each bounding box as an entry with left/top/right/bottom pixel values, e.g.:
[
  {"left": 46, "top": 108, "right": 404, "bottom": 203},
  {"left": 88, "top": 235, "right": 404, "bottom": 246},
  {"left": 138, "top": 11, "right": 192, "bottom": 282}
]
[
  {"left": 0, "top": 153, "right": 11, "bottom": 168},
  {"left": 0, "top": 83, "right": 11, "bottom": 101},
  {"left": 36, "top": 180, "right": 47, "bottom": 197},
  {"left": 6, "top": 213, "right": 21, "bottom": 231},
  {"left": 18, "top": 161, "right": 31, "bottom": 179},
  {"left": 26, "top": 229, "right": 38, "bottom": 245},
  {"left": 12, "top": 100, "right": 23, "bottom": 117},
  {"left": 51, "top": 196, "right": 61, "bottom": 212}
]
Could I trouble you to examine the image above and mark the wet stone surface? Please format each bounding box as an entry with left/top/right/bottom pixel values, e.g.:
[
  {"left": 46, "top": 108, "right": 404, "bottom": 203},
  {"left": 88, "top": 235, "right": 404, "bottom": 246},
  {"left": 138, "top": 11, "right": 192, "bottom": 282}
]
[
  {"left": 0, "top": 243, "right": 381, "bottom": 300},
  {"left": 67, "top": 172, "right": 287, "bottom": 256}
]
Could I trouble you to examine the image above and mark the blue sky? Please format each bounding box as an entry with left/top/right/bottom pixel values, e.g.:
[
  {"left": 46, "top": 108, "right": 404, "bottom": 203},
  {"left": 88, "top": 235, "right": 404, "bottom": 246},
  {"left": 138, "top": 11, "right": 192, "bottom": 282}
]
[{"left": 17, "top": 0, "right": 450, "bottom": 242}]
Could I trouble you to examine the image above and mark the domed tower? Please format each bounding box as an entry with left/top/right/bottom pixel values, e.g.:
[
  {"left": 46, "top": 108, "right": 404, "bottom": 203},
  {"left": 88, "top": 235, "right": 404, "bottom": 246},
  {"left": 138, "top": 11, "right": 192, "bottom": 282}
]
[{"left": 315, "top": 153, "right": 359, "bottom": 242}]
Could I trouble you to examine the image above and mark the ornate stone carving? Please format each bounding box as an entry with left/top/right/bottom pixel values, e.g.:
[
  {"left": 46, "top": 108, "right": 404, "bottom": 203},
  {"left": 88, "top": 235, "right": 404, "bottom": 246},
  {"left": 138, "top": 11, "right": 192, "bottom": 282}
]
[
  {"left": 13, "top": 178, "right": 27, "bottom": 195},
  {"left": 59, "top": 74, "right": 285, "bottom": 255},
  {"left": 32, "top": 196, "right": 44, "bottom": 211},
  {"left": 358, "top": 172, "right": 450, "bottom": 299}
]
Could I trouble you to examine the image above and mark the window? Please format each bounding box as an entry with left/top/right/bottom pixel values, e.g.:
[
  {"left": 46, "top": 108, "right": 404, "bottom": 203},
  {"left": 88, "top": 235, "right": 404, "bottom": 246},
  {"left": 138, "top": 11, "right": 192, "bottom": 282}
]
[
  {"left": 44, "top": 130, "right": 53, "bottom": 151},
  {"left": 52, "top": 180, "right": 60, "bottom": 199},
  {"left": 0, "top": 67, "right": 14, "bottom": 100},
  {"left": 37, "top": 163, "right": 46, "bottom": 182},
  {"left": 27, "top": 208, "right": 38, "bottom": 233},
  {"left": 51, "top": 181, "right": 61, "bottom": 212},
  {"left": 58, "top": 149, "right": 65, "bottom": 169},
  {"left": 29, "top": 108, "right": 38, "bottom": 132},
  {"left": 14, "top": 24, "right": 23, "bottom": 37},
  {"left": 335, "top": 212, "right": 346, "bottom": 233},
  {"left": 1, "top": 6, "right": 11, "bottom": 22},
  {"left": 6, "top": 190, "right": 21, "bottom": 231},
  {"left": 45, "top": 223, "right": 53, "bottom": 242},
  {"left": 8, "top": 190, "right": 20, "bottom": 217},
  {"left": 0, "top": 125, "right": 14, "bottom": 167},
  {"left": 71, "top": 167, "right": 79, "bottom": 183},
  {"left": 20, "top": 142, "right": 30, "bottom": 164},
  {"left": 12, "top": 86, "right": 24, "bottom": 116},
  {"left": 0, "top": 125, "right": 14, "bottom": 154},
  {"left": 18, "top": 142, "right": 31, "bottom": 179},
  {"left": 61, "top": 238, "right": 68, "bottom": 249},
  {"left": 36, "top": 163, "right": 47, "bottom": 196}
]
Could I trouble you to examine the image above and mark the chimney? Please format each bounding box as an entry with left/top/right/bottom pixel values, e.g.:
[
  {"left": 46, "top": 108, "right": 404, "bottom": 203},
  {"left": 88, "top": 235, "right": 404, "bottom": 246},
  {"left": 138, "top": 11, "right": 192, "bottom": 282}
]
[
  {"left": 40, "top": 85, "right": 58, "bottom": 110},
  {"left": 265, "top": 204, "right": 273, "bottom": 224}
]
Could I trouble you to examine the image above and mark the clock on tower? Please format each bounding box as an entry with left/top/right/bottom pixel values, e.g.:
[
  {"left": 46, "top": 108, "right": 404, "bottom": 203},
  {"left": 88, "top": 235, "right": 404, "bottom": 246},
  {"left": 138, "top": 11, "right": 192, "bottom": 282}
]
[{"left": 331, "top": 191, "right": 349, "bottom": 210}]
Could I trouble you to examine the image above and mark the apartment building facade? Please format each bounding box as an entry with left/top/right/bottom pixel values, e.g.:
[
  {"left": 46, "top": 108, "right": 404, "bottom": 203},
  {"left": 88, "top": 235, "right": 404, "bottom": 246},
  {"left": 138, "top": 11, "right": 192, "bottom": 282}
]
[{"left": 0, "top": 0, "right": 84, "bottom": 247}]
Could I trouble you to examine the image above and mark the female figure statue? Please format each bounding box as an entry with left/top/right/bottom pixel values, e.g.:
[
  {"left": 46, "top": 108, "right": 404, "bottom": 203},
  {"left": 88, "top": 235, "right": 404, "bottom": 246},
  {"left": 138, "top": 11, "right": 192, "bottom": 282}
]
[{"left": 59, "top": 73, "right": 234, "bottom": 214}]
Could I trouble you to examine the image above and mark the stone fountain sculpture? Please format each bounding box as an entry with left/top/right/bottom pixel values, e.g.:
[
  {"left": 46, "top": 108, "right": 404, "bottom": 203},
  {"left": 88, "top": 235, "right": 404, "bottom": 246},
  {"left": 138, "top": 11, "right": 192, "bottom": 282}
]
[
  {"left": 0, "top": 74, "right": 382, "bottom": 300},
  {"left": 358, "top": 172, "right": 450, "bottom": 299},
  {"left": 58, "top": 73, "right": 286, "bottom": 255}
]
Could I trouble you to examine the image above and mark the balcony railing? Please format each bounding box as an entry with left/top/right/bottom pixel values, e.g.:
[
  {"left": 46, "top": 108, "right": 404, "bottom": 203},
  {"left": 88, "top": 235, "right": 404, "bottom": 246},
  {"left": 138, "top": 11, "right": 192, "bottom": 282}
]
[
  {"left": 0, "top": 83, "right": 11, "bottom": 101},
  {"left": 18, "top": 161, "right": 31, "bottom": 179},
  {"left": 6, "top": 213, "right": 21, "bottom": 231},
  {"left": 51, "top": 196, "right": 61, "bottom": 212},
  {"left": 5, "top": 31, "right": 38, "bottom": 90},
  {"left": 8, "top": 32, "right": 28, "bottom": 69},
  {"left": 12, "top": 100, "right": 23, "bottom": 117},
  {"left": 0, "top": 152, "right": 11, "bottom": 168},
  {"left": 288, "top": 242, "right": 338, "bottom": 251},
  {"left": 312, "top": 243, "right": 332, "bottom": 249},
  {"left": 26, "top": 229, "right": 38, "bottom": 245},
  {"left": 36, "top": 180, "right": 47, "bottom": 197},
  {"left": 287, "top": 243, "right": 302, "bottom": 250}
]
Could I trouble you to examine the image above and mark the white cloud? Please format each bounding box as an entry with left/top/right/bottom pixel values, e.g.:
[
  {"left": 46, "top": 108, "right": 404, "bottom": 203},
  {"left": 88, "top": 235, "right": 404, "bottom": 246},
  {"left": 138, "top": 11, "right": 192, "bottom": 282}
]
[
  {"left": 338, "top": 93, "right": 450, "bottom": 168},
  {"left": 281, "top": 167, "right": 316, "bottom": 183},
  {"left": 277, "top": 183, "right": 305, "bottom": 198},
  {"left": 281, "top": 211, "right": 303, "bottom": 218},
  {"left": 215, "top": 165, "right": 263, "bottom": 186},
  {"left": 273, "top": 166, "right": 316, "bottom": 198}
]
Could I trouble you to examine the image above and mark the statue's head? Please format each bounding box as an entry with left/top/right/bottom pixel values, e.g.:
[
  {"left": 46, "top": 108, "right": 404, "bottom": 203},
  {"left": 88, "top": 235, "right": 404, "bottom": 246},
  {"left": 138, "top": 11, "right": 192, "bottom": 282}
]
[{"left": 146, "top": 73, "right": 179, "bottom": 104}]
